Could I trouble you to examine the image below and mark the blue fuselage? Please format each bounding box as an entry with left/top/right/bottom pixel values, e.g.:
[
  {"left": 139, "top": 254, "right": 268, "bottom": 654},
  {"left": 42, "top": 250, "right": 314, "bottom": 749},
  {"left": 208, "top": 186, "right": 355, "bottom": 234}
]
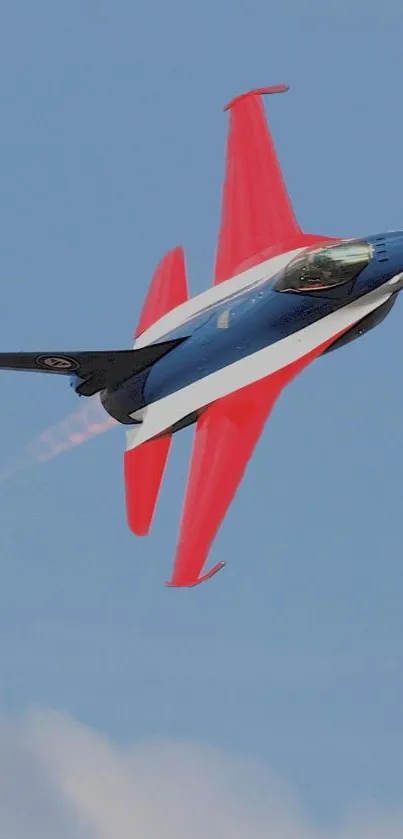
[{"left": 109, "top": 232, "right": 403, "bottom": 423}]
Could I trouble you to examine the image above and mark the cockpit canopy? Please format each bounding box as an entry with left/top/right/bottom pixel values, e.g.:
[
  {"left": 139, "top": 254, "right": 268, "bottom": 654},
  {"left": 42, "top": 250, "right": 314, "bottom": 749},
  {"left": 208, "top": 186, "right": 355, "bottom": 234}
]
[{"left": 274, "top": 240, "right": 373, "bottom": 293}]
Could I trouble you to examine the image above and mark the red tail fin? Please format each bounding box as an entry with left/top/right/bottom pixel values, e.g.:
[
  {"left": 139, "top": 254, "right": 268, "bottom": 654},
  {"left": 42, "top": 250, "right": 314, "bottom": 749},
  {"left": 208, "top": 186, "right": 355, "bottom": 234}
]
[{"left": 125, "top": 246, "right": 189, "bottom": 535}]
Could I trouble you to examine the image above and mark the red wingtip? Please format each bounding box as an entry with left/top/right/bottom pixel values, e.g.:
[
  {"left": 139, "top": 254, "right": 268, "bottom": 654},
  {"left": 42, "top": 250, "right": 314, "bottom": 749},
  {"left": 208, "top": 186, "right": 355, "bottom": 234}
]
[
  {"left": 223, "top": 84, "right": 289, "bottom": 112},
  {"left": 165, "top": 560, "right": 226, "bottom": 589}
]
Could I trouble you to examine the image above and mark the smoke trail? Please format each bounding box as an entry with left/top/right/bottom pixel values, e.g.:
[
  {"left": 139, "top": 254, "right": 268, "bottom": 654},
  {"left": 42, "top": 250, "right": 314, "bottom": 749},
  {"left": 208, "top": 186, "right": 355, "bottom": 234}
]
[
  {"left": 0, "top": 397, "right": 117, "bottom": 480},
  {"left": 27, "top": 397, "right": 117, "bottom": 462}
]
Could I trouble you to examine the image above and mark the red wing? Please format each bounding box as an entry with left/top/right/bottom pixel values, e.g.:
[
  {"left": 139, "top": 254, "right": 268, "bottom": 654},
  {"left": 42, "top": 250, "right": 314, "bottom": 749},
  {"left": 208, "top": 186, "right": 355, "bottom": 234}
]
[
  {"left": 166, "top": 380, "right": 277, "bottom": 587},
  {"left": 214, "top": 85, "right": 302, "bottom": 286},
  {"left": 126, "top": 246, "right": 189, "bottom": 535},
  {"left": 166, "top": 334, "right": 345, "bottom": 588}
]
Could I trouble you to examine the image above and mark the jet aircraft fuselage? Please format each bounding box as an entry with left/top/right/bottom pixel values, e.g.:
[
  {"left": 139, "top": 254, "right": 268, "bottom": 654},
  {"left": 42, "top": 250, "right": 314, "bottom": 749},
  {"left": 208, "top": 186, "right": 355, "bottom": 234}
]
[
  {"left": 1, "top": 85, "right": 402, "bottom": 587},
  {"left": 100, "top": 231, "right": 403, "bottom": 435}
]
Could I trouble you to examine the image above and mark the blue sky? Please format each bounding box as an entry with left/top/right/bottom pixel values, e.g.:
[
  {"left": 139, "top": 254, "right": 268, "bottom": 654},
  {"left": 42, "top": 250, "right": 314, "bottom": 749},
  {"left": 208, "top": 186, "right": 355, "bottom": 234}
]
[{"left": 0, "top": 1, "right": 402, "bottom": 836}]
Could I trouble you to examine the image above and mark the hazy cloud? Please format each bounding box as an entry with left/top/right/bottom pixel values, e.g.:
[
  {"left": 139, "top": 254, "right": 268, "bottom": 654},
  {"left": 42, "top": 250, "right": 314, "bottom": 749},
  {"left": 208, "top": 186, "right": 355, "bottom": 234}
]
[{"left": 0, "top": 709, "right": 401, "bottom": 839}]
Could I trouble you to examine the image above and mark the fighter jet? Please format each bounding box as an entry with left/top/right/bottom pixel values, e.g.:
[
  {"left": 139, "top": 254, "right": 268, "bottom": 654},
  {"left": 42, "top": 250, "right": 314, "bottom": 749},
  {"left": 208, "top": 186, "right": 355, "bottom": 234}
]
[{"left": 1, "top": 85, "right": 402, "bottom": 587}]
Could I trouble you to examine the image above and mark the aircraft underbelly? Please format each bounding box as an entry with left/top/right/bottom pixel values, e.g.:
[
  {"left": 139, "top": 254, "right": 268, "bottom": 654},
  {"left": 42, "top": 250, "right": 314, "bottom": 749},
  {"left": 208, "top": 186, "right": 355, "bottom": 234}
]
[{"left": 126, "top": 283, "right": 393, "bottom": 452}]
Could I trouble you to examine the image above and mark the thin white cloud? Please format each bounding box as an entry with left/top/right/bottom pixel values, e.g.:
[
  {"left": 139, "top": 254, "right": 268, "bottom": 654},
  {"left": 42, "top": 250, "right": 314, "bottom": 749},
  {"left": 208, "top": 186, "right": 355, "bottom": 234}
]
[{"left": 0, "top": 709, "right": 401, "bottom": 839}]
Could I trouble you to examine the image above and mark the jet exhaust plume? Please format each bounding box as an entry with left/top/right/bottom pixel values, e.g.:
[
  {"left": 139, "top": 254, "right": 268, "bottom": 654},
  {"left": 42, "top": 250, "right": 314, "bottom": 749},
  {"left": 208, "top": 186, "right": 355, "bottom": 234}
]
[{"left": 0, "top": 397, "right": 117, "bottom": 480}]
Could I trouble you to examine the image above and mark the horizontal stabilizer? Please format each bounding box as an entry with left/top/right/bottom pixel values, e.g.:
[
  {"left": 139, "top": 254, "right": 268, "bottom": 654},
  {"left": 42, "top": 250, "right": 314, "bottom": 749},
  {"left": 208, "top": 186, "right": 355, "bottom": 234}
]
[
  {"left": 0, "top": 338, "right": 186, "bottom": 397},
  {"left": 124, "top": 435, "right": 172, "bottom": 535},
  {"left": 125, "top": 246, "right": 190, "bottom": 535},
  {"left": 135, "top": 246, "right": 189, "bottom": 338}
]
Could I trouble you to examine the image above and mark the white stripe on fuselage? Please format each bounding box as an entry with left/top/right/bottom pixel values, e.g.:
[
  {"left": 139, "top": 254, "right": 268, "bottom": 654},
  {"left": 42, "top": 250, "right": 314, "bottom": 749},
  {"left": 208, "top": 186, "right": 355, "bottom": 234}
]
[
  {"left": 126, "top": 281, "right": 394, "bottom": 452},
  {"left": 134, "top": 248, "right": 305, "bottom": 349}
]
